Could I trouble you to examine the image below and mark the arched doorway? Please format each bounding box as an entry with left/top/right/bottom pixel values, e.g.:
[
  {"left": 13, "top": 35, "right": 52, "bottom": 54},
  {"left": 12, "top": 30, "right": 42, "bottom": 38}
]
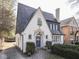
[
  {"left": 34, "top": 29, "right": 44, "bottom": 47},
  {"left": 36, "top": 34, "right": 41, "bottom": 47}
]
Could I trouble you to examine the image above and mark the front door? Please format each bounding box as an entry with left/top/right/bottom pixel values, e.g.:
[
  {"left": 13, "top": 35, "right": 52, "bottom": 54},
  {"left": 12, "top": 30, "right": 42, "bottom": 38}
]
[{"left": 36, "top": 36, "right": 41, "bottom": 47}]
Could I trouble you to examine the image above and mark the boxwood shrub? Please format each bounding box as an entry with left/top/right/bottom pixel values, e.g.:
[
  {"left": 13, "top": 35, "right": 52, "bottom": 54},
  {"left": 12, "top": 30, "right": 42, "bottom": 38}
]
[
  {"left": 52, "top": 44, "right": 79, "bottom": 51},
  {"left": 26, "top": 42, "right": 35, "bottom": 55},
  {"left": 51, "top": 44, "right": 79, "bottom": 59},
  {"left": 75, "top": 42, "right": 79, "bottom": 45}
]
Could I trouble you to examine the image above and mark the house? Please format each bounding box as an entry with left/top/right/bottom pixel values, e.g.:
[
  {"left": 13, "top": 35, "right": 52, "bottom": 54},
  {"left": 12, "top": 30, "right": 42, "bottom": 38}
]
[
  {"left": 75, "top": 28, "right": 79, "bottom": 42},
  {"left": 60, "top": 17, "right": 79, "bottom": 44},
  {"left": 15, "top": 3, "right": 64, "bottom": 53}
]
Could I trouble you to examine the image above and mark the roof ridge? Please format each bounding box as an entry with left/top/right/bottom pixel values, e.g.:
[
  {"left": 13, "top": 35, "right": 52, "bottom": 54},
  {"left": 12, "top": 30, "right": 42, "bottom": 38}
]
[{"left": 18, "top": 3, "right": 54, "bottom": 17}]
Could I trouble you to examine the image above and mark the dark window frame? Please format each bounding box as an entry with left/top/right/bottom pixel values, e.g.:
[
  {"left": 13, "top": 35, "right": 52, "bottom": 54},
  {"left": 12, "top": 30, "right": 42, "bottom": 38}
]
[{"left": 46, "top": 35, "right": 48, "bottom": 39}]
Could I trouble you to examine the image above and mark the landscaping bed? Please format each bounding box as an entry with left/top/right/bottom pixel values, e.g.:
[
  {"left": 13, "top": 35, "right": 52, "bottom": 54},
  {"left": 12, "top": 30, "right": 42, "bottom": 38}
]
[{"left": 51, "top": 44, "right": 79, "bottom": 59}]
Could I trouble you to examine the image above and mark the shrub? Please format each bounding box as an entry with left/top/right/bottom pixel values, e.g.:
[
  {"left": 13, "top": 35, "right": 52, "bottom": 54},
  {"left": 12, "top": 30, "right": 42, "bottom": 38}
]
[
  {"left": 26, "top": 42, "right": 35, "bottom": 56},
  {"left": 51, "top": 44, "right": 79, "bottom": 51},
  {"left": 51, "top": 44, "right": 79, "bottom": 59},
  {"left": 46, "top": 41, "right": 52, "bottom": 49},
  {"left": 75, "top": 42, "right": 79, "bottom": 45}
]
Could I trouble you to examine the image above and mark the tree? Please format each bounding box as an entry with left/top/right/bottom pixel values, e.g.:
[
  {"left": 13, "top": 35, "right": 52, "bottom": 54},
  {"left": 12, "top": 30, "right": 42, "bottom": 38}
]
[
  {"left": 0, "top": 8, "right": 15, "bottom": 37},
  {"left": 0, "top": 0, "right": 15, "bottom": 49}
]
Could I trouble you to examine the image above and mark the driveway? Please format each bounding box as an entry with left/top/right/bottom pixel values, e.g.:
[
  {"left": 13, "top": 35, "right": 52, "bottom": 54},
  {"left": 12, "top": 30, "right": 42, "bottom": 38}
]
[
  {"left": 4, "top": 47, "right": 49, "bottom": 59},
  {"left": 0, "top": 47, "right": 65, "bottom": 59},
  {"left": 0, "top": 42, "right": 65, "bottom": 59}
]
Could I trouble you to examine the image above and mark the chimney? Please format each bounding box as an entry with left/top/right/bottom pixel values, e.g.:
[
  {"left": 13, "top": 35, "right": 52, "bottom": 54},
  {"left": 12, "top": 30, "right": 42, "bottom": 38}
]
[{"left": 56, "top": 8, "right": 60, "bottom": 22}]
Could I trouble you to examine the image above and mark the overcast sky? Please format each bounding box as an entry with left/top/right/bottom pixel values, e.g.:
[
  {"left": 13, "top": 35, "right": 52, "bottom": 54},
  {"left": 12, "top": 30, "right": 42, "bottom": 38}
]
[
  {"left": 67, "top": 0, "right": 79, "bottom": 19},
  {"left": 18, "top": 0, "right": 78, "bottom": 20}
]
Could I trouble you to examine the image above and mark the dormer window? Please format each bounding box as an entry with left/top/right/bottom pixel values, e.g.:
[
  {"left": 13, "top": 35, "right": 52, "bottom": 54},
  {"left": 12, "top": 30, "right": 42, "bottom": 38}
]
[
  {"left": 56, "top": 25, "right": 58, "bottom": 31},
  {"left": 50, "top": 24, "right": 52, "bottom": 30},
  {"left": 53, "top": 24, "right": 55, "bottom": 31}
]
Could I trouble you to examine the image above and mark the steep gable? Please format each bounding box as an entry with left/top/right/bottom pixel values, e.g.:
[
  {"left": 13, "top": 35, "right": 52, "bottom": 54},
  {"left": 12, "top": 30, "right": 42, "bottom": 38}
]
[
  {"left": 16, "top": 3, "right": 58, "bottom": 33},
  {"left": 23, "top": 7, "right": 52, "bottom": 36},
  {"left": 60, "top": 17, "right": 78, "bottom": 27},
  {"left": 69, "top": 18, "right": 78, "bottom": 27}
]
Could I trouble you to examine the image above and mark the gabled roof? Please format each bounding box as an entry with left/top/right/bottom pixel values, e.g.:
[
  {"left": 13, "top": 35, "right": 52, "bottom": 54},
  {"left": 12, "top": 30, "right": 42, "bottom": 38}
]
[
  {"left": 76, "top": 19, "right": 79, "bottom": 26},
  {"left": 16, "top": 3, "right": 58, "bottom": 33},
  {"left": 60, "top": 17, "right": 78, "bottom": 27}
]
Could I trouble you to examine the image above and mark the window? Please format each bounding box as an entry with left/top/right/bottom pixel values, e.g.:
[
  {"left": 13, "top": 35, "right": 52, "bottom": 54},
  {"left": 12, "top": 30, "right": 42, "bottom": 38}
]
[
  {"left": 58, "top": 36, "right": 61, "bottom": 42},
  {"left": 56, "top": 25, "right": 58, "bottom": 31},
  {"left": 55, "top": 36, "right": 57, "bottom": 42},
  {"left": 53, "top": 24, "right": 55, "bottom": 31},
  {"left": 52, "top": 35, "right": 59, "bottom": 42},
  {"left": 53, "top": 36, "right": 56, "bottom": 42},
  {"left": 28, "top": 35, "right": 32, "bottom": 39},
  {"left": 46, "top": 35, "right": 48, "bottom": 39},
  {"left": 37, "top": 18, "right": 42, "bottom": 26},
  {"left": 50, "top": 24, "right": 52, "bottom": 30},
  {"left": 52, "top": 36, "right": 54, "bottom": 41}
]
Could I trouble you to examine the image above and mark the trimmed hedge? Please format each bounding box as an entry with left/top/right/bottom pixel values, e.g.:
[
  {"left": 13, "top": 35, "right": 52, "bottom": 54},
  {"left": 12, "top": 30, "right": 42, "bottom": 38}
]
[
  {"left": 52, "top": 44, "right": 79, "bottom": 51},
  {"left": 26, "top": 42, "right": 35, "bottom": 56},
  {"left": 51, "top": 44, "right": 79, "bottom": 59},
  {"left": 75, "top": 42, "right": 79, "bottom": 45}
]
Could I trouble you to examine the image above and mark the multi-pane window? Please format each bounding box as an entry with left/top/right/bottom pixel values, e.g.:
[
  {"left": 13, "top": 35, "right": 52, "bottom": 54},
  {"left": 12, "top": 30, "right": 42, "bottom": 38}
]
[
  {"left": 28, "top": 35, "right": 32, "bottom": 39},
  {"left": 50, "top": 24, "right": 58, "bottom": 31},
  {"left": 52, "top": 35, "right": 61, "bottom": 42}
]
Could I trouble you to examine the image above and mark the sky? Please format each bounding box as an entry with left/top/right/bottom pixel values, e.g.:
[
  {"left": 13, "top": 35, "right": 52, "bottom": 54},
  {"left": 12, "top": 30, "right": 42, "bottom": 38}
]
[
  {"left": 67, "top": 0, "right": 79, "bottom": 19},
  {"left": 18, "top": 0, "right": 77, "bottom": 20}
]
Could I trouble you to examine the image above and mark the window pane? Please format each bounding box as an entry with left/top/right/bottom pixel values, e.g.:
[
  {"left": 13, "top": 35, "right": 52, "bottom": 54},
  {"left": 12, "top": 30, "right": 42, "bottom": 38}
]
[
  {"left": 38, "top": 18, "right": 42, "bottom": 26},
  {"left": 56, "top": 25, "right": 58, "bottom": 31},
  {"left": 53, "top": 24, "right": 55, "bottom": 31},
  {"left": 50, "top": 24, "right": 52, "bottom": 30},
  {"left": 28, "top": 35, "right": 32, "bottom": 39}
]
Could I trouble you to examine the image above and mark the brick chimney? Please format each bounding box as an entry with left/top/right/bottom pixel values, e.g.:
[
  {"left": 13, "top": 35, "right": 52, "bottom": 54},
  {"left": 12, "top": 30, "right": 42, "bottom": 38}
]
[{"left": 56, "top": 8, "right": 60, "bottom": 22}]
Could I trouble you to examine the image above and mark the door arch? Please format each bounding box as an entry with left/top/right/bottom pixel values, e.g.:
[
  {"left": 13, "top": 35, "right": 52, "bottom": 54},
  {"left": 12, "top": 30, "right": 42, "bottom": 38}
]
[
  {"left": 34, "top": 29, "right": 44, "bottom": 47},
  {"left": 36, "top": 35, "right": 41, "bottom": 47}
]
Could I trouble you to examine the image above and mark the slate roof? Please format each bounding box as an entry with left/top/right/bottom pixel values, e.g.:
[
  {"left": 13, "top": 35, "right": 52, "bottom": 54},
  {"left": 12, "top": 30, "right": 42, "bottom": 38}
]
[
  {"left": 51, "top": 30, "right": 63, "bottom": 35},
  {"left": 60, "top": 17, "right": 78, "bottom": 27},
  {"left": 16, "top": 3, "right": 63, "bottom": 35}
]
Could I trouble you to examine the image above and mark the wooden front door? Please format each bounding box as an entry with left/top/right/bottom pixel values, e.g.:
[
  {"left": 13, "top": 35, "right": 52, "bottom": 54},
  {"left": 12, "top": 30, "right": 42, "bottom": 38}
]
[{"left": 36, "top": 36, "right": 41, "bottom": 47}]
